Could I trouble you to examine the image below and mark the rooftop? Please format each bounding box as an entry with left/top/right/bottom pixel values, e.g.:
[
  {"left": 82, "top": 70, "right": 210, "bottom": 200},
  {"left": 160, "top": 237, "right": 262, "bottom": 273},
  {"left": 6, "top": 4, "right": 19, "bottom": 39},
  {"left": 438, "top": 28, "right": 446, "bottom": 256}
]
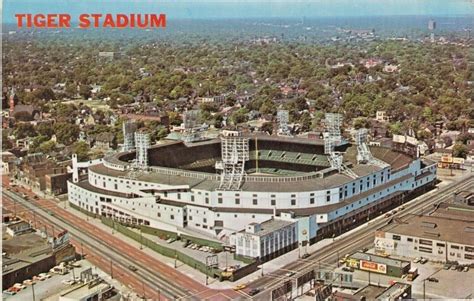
[
  {"left": 350, "top": 251, "right": 411, "bottom": 268},
  {"left": 382, "top": 214, "right": 474, "bottom": 246},
  {"left": 60, "top": 281, "right": 111, "bottom": 299},
  {"left": 2, "top": 230, "right": 53, "bottom": 274},
  {"left": 354, "top": 284, "right": 387, "bottom": 299},
  {"left": 377, "top": 282, "right": 411, "bottom": 299},
  {"left": 239, "top": 218, "right": 295, "bottom": 237}
]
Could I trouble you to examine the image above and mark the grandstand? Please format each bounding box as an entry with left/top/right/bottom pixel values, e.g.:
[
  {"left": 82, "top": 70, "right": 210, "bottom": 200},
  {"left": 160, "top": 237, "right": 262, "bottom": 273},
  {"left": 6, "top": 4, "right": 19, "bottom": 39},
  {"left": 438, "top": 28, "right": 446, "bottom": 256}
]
[{"left": 69, "top": 132, "right": 437, "bottom": 252}]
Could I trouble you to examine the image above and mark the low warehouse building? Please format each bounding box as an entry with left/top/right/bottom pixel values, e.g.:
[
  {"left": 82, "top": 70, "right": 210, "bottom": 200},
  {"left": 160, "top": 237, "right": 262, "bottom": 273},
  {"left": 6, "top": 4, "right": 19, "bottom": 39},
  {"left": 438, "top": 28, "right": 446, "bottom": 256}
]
[
  {"left": 345, "top": 252, "right": 411, "bottom": 277},
  {"left": 375, "top": 197, "right": 474, "bottom": 264}
]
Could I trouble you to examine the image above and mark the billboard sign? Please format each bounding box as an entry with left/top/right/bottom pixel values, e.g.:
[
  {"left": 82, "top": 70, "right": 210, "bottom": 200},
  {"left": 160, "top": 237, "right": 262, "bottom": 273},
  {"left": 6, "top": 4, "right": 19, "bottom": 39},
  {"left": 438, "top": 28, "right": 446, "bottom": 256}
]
[
  {"left": 346, "top": 258, "right": 359, "bottom": 268},
  {"left": 50, "top": 230, "right": 70, "bottom": 249},
  {"left": 374, "top": 237, "right": 395, "bottom": 250},
  {"left": 360, "top": 260, "right": 387, "bottom": 274}
]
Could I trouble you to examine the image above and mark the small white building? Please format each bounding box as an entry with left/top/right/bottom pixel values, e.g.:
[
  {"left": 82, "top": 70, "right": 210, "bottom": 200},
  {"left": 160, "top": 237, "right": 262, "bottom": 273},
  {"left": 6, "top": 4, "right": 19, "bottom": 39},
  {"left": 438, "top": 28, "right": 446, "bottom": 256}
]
[
  {"left": 375, "top": 111, "right": 389, "bottom": 122},
  {"left": 6, "top": 221, "right": 32, "bottom": 237},
  {"left": 230, "top": 217, "right": 297, "bottom": 260}
]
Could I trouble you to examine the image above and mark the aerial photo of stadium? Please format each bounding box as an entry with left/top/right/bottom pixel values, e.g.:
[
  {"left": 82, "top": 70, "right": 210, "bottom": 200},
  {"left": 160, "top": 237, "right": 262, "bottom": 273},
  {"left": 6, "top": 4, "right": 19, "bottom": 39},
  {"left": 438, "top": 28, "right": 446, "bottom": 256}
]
[{"left": 68, "top": 113, "right": 437, "bottom": 261}]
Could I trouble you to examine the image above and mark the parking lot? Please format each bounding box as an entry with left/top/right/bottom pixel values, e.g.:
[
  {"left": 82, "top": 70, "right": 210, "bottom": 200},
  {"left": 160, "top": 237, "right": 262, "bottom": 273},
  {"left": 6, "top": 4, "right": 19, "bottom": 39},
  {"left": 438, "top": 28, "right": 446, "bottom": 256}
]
[
  {"left": 3, "top": 264, "right": 88, "bottom": 300},
  {"left": 2, "top": 260, "right": 127, "bottom": 301},
  {"left": 141, "top": 231, "right": 248, "bottom": 270}
]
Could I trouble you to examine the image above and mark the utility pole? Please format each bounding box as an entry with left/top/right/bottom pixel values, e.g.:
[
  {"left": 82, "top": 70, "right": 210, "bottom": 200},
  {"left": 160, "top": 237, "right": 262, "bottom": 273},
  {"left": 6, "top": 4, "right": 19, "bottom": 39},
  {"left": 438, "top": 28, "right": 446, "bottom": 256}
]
[
  {"left": 81, "top": 242, "right": 84, "bottom": 260},
  {"left": 139, "top": 228, "right": 143, "bottom": 250},
  {"left": 31, "top": 283, "right": 36, "bottom": 301},
  {"left": 423, "top": 279, "right": 426, "bottom": 299},
  {"left": 142, "top": 281, "right": 146, "bottom": 300},
  {"left": 261, "top": 262, "right": 264, "bottom": 276},
  {"left": 110, "top": 259, "right": 113, "bottom": 279}
]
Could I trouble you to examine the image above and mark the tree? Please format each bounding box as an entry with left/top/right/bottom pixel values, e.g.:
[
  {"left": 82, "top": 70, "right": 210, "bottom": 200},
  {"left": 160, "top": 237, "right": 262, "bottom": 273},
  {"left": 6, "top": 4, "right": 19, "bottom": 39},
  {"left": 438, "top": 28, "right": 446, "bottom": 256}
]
[
  {"left": 79, "top": 85, "right": 92, "bottom": 99},
  {"left": 261, "top": 122, "right": 273, "bottom": 135},
  {"left": 38, "top": 140, "right": 56, "bottom": 154},
  {"left": 231, "top": 108, "right": 248, "bottom": 125},
  {"left": 452, "top": 143, "right": 468, "bottom": 158},
  {"left": 2, "top": 131, "right": 12, "bottom": 150},
  {"left": 53, "top": 122, "right": 80, "bottom": 145},
  {"left": 14, "top": 123, "right": 37, "bottom": 139},
  {"left": 72, "top": 141, "right": 90, "bottom": 161},
  {"left": 37, "top": 123, "right": 54, "bottom": 138},
  {"left": 353, "top": 117, "right": 370, "bottom": 130},
  {"left": 299, "top": 112, "right": 312, "bottom": 131}
]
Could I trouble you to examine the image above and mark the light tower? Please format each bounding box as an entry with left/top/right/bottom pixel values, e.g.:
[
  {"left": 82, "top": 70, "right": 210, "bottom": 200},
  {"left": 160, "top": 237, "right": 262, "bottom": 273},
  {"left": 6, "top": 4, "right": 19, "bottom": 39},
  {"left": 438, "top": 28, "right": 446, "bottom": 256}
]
[
  {"left": 277, "top": 110, "right": 291, "bottom": 136},
  {"left": 182, "top": 110, "right": 203, "bottom": 143},
  {"left": 355, "top": 128, "right": 389, "bottom": 168},
  {"left": 122, "top": 120, "right": 137, "bottom": 152},
  {"left": 215, "top": 130, "right": 249, "bottom": 190},
  {"left": 134, "top": 131, "right": 150, "bottom": 168},
  {"left": 323, "top": 113, "right": 357, "bottom": 178}
]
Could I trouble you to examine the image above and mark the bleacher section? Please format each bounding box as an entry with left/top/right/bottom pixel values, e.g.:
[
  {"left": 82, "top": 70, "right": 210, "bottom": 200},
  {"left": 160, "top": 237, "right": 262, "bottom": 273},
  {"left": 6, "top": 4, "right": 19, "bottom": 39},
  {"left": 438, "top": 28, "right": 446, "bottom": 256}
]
[
  {"left": 249, "top": 150, "right": 329, "bottom": 167},
  {"left": 370, "top": 146, "right": 413, "bottom": 170}
]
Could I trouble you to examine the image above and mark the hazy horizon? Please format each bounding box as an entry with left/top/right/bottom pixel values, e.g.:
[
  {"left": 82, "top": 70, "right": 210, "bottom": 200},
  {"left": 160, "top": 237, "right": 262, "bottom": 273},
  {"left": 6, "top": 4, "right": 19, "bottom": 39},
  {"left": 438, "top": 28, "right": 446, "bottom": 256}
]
[{"left": 3, "top": 0, "right": 474, "bottom": 23}]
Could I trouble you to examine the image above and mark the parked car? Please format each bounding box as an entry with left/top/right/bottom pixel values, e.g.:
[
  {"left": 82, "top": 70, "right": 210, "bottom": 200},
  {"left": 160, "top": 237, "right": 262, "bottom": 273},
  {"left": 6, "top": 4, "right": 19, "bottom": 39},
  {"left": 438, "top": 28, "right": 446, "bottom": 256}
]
[
  {"left": 233, "top": 284, "right": 246, "bottom": 291},
  {"left": 420, "top": 257, "right": 428, "bottom": 264},
  {"left": 342, "top": 267, "right": 354, "bottom": 272},
  {"left": 302, "top": 253, "right": 310, "bottom": 259},
  {"left": 38, "top": 273, "right": 51, "bottom": 279},
  {"left": 61, "top": 279, "right": 76, "bottom": 285},
  {"left": 456, "top": 265, "right": 464, "bottom": 272},
  {"left": 128, "top": 265, "right": 138, "bottom": 272},
  {"left": 13, "top": 283, "right": 26, "bottom": 290},
  {"left": 69, "top": 262, "right": 81, "bottom": 268},
  {"left": 285, "top": 272, "right": 296, "bottom": 277},
  {"left": 248, "top": 288, "right": 261, "bottom": 296},
  {"left": 427, "top": 277, "right": 439, "bottom": 283},
  {"left": 22, "top": 279, "right": 34, "bottom": 286},
  {"left": 450, "top": 265, "right": 458, "bottom": 271},
  {"left": 413, "top": 257, "right": 421, "bottom": 263},
  {"left": 443, "top": 263, "right": 451, "bottom": 270}
]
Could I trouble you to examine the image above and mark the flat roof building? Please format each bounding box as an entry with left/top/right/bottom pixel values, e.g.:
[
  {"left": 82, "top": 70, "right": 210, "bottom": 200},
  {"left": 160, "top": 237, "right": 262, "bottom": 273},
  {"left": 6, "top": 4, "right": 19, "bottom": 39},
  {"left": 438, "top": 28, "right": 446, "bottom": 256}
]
[
  {"left": 346, "top": 251, "right": 411, "bottom": 277},
  {"left": 375, "top": 197, "right": 474, "bottom": 264},
  {"left": 230, "top": 216, "right": 297, "bottom": 261}
]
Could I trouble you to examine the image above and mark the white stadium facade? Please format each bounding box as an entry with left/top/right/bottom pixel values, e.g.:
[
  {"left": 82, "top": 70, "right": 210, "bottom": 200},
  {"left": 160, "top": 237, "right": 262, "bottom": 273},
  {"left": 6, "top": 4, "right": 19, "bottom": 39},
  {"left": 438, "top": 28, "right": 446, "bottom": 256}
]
[{"left": 68, "top": 123, "right": 437, "bottom": 261}]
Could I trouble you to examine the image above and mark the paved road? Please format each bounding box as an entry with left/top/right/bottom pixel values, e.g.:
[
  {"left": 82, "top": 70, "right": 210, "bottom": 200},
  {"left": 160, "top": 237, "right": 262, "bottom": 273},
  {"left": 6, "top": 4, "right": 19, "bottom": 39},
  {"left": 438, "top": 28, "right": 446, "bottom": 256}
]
[
  {"left": 2, "top": 177, "right": 242, "bottom": 301},
  {"left": 246, "top": 175, "right": 474, "bottom": 300},
  {"left": 4, "top": 174, "right": 472, "bottom": 300}
]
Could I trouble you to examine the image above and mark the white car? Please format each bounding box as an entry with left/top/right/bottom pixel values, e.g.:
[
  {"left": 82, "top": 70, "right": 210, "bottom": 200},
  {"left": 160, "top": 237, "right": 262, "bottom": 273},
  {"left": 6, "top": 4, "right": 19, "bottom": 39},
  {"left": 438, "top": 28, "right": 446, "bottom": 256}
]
[
  {"left": 38, "top": 273, "right": 51, "bottom": 280},
  {"left": 61, "top": 279, "right": 75, "bottom": 285},
  {"left": 413, "top": 257, "right": 421, "bottom": 263},
  {"left": 13, "top": 283, "right": 26, "bottom": 290}
]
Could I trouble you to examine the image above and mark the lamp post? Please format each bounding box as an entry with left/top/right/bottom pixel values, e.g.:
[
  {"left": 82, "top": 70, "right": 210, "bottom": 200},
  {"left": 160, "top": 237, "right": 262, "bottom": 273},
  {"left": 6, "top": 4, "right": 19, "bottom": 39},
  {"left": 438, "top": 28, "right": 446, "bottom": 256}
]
[
  {"left": 31, "top": 282, "right": 36, "bottom": 301},
  {"left": 110, "top": 259, "right": 113, "bottom": 279},
  {"left": 139, "top": 228, "right": 143, "bottom": 250}
]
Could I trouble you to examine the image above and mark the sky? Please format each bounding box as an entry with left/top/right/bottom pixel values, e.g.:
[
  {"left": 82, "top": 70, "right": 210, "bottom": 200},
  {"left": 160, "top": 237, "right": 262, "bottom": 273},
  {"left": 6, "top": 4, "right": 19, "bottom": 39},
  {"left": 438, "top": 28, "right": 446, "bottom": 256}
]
[{"left": 3, "top": 0, "right": 474, "bottom": 22}]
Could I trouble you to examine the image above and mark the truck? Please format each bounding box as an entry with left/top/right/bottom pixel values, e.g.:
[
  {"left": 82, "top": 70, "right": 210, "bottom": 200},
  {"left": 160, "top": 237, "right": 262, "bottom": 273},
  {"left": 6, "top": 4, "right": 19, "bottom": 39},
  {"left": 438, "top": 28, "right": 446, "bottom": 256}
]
[{"left": 407, "top": 267, "right": 418, "bottom": 281}]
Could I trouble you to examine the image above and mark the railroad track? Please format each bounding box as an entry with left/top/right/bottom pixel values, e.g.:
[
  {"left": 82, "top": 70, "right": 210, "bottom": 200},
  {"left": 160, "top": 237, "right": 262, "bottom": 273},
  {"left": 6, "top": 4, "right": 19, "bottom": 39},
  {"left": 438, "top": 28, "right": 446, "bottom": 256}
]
[{"left": 3, "top": 190, "right": 191, "bottom": 300}]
